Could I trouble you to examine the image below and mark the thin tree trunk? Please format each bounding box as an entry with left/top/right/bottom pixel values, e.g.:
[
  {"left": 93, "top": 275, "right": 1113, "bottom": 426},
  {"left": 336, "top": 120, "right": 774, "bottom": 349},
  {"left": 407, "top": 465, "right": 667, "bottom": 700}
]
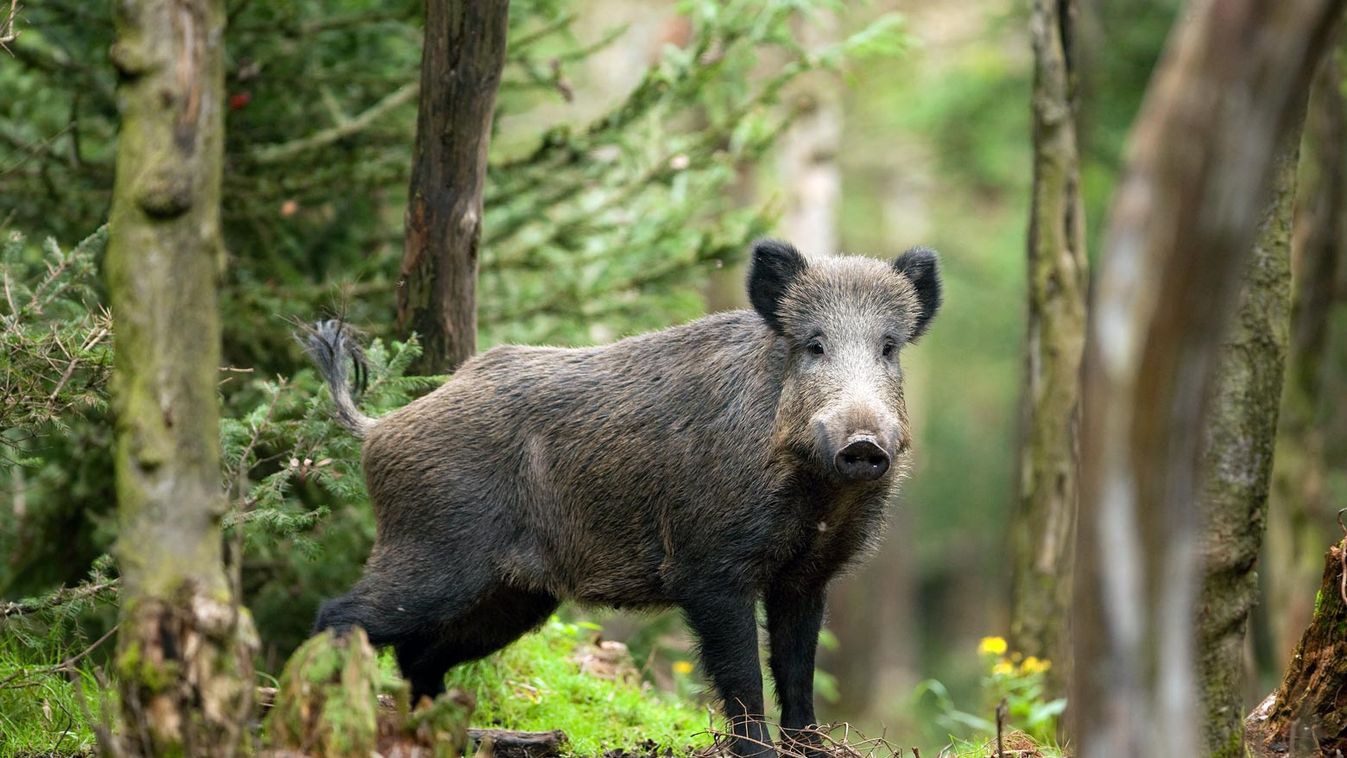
[
  {"left": 1009, "top": 0, "right": 1087, "bottom": 695},
  {"left": 1070, "top": 1, "right": 1344, "bottom": 755},
  {"left": 399, "top": 0, "right": 510, "bottom": 375},
  {"left": 1267, "top": 52, "right": 1346, "bottom": 666},
  {"left": 1195, "top": 141, "right": 1299, "bottom": 758},
  {"left": 105, "top": 0, "right": 255, "bottom": 754},
  {"left": 776, "top": 10, "right": 841, "bottom": 260}
]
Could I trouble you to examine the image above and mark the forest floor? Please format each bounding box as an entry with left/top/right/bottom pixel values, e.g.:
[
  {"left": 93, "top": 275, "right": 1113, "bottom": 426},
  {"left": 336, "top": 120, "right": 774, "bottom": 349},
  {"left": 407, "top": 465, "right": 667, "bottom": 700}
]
[{"left": 0, "top": 617, "right": 1061, "bottom": 758}]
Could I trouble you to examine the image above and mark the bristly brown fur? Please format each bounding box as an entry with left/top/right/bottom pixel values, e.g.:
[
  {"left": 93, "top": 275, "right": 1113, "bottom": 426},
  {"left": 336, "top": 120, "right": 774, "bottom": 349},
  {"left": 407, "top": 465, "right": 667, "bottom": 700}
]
[{"left": 306, "top": 241, "right": 942, "bottom": 758}]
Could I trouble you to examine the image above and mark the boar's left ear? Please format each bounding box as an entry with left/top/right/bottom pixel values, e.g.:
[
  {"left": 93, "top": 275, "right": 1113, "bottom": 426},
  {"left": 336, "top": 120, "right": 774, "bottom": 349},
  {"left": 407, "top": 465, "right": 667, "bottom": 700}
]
[
  {"left": 893, "top": 246, "right": 941, "bottom": 342},
  {"left": 748, "top": 239, "right": 809, "bottom": 332}
]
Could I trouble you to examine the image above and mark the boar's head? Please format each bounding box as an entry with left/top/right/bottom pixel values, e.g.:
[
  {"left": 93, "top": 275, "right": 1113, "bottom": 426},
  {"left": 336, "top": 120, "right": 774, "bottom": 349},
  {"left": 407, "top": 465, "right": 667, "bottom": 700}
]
[{"left": 749, "top": 239, "right": 941, "bottom": 483}]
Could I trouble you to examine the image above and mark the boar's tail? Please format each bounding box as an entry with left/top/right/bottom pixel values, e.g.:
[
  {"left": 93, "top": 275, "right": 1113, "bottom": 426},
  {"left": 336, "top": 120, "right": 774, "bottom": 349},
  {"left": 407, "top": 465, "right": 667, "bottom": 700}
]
[{"left": 298, "top": 319, "right": 376, "bottom": 439}]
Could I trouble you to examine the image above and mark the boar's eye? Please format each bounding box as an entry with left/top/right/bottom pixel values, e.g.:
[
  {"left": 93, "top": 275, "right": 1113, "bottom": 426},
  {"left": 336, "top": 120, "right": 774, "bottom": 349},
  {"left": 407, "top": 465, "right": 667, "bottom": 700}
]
[
  {"left": 882, "top": 340, "right": 896, "bottom": 359},
  {"left": 806, "top": 339, "right": 825, "bottom": 357}
]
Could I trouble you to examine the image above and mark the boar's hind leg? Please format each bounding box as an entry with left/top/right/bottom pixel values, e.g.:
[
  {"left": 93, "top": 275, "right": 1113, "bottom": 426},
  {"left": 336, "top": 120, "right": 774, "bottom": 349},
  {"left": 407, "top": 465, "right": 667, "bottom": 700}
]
[
  {"left": 766, "top": 582, "right": 826, "bottom": 754},
  {"left": 681, "top": 592, "right": 776, "bottom": 758},
  {"left": 398, "top": 585, "right": 559, "bottom": 705}
]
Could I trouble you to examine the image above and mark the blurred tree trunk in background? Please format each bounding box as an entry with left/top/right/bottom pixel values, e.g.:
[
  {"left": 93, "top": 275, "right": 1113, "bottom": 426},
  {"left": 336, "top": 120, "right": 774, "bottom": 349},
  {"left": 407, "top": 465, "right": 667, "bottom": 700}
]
[
  {"left": 1071, "top": 1, "right": 1343, "bottom": 755},
  {"left": 1195, "top": 140, "right": 1299, "bottom": 758},
  {"left": 399, "top": 0, "right": 510, "bottom": 374},
  {"left": 1266, "top": 51, "right": 1346, "bottom": 666},
  {"left": 776, "top": 11, "right": 842, "bottom": 260},
  {"left": 1009, "top": 0, "right": 1087, "bottom": 695},
  {"left": 105, "top": 0, "right": 256, "bottom": 753}
]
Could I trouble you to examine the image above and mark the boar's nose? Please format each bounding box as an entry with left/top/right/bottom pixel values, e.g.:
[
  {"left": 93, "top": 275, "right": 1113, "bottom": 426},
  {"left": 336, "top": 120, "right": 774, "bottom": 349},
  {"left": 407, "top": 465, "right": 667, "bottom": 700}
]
[{"left": 834, "top": 436, "right": 890, "bottom": 481}]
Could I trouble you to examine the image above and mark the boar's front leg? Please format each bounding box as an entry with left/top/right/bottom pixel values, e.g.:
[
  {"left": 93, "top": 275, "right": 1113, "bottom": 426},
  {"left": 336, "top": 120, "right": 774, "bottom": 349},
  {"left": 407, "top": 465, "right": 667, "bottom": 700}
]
[
  {"left": 766, "top": 582, "right": 826, "bottom": 753},
  {"left": 681, "top": 591, "right": 775, "bottom": 758}
]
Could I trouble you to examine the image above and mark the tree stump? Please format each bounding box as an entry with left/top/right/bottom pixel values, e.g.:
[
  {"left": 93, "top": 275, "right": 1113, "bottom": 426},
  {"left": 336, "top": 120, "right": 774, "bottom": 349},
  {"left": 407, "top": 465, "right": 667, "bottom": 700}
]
[
  {"left": 1245, "top": 537, "right": 1347, "bottom": 756},
  {"left": 263, "top": 628, "right": 382, "bottom": 755},
  {"left": 262, "top": 628, "right": 475, "bottom": 757}
]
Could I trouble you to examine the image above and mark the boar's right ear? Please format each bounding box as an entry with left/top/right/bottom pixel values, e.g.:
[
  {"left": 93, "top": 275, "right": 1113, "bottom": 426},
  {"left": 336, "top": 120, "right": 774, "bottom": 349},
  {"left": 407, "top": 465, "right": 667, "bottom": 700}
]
[
  {"left": 893, "top": 246, "right": 942, "bottom": 342},
  {"left": 748, "top": 239, "right": 808, "bottom": 332}
]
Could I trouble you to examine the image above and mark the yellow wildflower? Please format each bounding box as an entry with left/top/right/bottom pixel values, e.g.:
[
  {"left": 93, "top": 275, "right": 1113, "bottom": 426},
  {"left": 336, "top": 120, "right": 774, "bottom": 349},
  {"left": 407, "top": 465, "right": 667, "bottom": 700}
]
[
  {"left": 672, "top": 660, "right": 694, "bottom": 675},
  {"left": 1020, "top": 656, "right": 1052, "bottom": 675},
  {"left": 978, "top": 636, "right": 1008, "bottom": 656},
  {"left": 991, "top": 660, "right": 1015, "bottom": 676}
]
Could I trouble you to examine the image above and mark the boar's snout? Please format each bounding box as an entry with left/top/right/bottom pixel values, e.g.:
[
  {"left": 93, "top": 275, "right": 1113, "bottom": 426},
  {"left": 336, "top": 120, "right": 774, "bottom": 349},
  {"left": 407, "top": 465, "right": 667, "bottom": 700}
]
[{"left": 834, "top": 436, "right": 890, "bottom": 481}]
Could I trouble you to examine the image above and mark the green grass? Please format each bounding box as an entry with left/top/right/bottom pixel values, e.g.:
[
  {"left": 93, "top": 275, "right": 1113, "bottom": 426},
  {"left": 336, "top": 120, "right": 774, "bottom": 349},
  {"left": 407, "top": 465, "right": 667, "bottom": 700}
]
[
  {"left": 0, "top": 614, "right": 710, "bottom": 757},
  {"left": 0, "top": 651, "right": 107, "bottom": 758},
  {"left": 425, "top": 617, "right": 713, "bottom": 756}
]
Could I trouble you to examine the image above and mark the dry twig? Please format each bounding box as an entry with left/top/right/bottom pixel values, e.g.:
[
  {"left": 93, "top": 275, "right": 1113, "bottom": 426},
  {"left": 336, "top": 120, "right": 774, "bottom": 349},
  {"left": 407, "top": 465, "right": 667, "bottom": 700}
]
[{"left": 0, "top": 0, "right": 20, "bottom": 55}]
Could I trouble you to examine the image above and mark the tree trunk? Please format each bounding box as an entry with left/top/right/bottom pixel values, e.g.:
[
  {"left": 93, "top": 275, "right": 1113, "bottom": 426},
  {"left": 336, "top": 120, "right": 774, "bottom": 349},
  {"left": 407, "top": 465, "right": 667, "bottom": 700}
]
[
  {"left": 1195, "top": 141, "right": 1299, "bottom": 758},
  {"left": 776, "top": 10, "right": 841, "bottom": 260},
  {"left": 399, "top": 0, "right": 510, "bottom": 375},
  {"left": 1070, "top": 1, "right": 1344, "bottom": 755},
  {"left": 1009, "top": 0, "right": 1087, "bottom": 695},
  {"left": 105, "top": 0, "right": 256, "bottom": 754},
  {"left": 1244, "top": 536, "right": 1347, "bottom": 756},
  {"left": 1267, "top": 52, "right": 1347, "bottom": 666}
]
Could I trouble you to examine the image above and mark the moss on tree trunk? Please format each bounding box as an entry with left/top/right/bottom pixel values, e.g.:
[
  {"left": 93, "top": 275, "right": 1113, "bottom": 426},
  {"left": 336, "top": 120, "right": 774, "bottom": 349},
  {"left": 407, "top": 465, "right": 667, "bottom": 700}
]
[
  {"left": 1267, "top": 53, "right": 1347, "bottom": 666},
  {"left": 1009, "top": 0, "right": 1087, "bottom": 695},
  {"left": 1195, "top": 140, "right": 1298, "bottom": 758},
  {"left": 105, "top": 0, "right": 256, "bottom": 753},
  {"left": 398, "top": 0, "right": 510, "bottom": 375}
]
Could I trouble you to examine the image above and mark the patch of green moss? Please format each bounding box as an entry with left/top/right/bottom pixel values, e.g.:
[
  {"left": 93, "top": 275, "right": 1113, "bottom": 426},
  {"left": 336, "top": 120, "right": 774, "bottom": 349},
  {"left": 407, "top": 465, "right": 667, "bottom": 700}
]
[
  {"left": 400, "top": 617, "right": 710, "bottom": 756},
  {"left": 114, "top": 639, "right": 178, "bottom": 693},
  {"left": 265, "top": 628, "right": 380, "bottom": 755}
]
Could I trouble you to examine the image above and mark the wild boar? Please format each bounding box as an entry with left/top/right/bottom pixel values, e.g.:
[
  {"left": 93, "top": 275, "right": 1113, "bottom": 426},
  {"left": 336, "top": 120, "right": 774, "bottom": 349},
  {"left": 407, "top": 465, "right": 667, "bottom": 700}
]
[{"left": 304, "top": 239, "right": 941, "bottom": 757}]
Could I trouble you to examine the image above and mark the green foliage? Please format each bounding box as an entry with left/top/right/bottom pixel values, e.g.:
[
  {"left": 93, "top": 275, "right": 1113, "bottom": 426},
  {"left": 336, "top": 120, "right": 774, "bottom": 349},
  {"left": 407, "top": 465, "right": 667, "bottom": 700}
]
[
  {"left": 910, "top": 637, "right": 1064, "bottom": 752},
  {"left": 0, "top": 227, "right": 111, "bottom": 438},
  {"left": 433, "top": 617, "right": 711, "bottom": 756},
  {"left": 0, "top": 228, "right": 115, "bottom": 597}
]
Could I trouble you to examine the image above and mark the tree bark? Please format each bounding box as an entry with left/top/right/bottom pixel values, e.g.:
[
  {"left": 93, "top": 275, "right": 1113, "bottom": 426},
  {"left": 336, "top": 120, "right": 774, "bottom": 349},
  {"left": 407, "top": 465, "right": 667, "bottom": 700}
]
[
  {"left": 398, "top": 0, "right": 510, "bottom": 375},
  {"left": 105, "top": 0, "right": 256, "bottom": 754},
  {"left": 1244, "top": 536, "right": 1347, "bottom": 756},
  {"left": 776, "top": 10, "right": 841, "bottom": 260},
  {"left": 1267, "top": 52, "right": 1347, "bottom": 665},
  {"left": 1070, "top": 1, "right": 1344, "bottom": 755},
  {"left": 1009, "top": 0, "right": 1087, "bottom": 695},
  {"left": 1195, "top": 141, "right": 1299, "bottom": 758}
]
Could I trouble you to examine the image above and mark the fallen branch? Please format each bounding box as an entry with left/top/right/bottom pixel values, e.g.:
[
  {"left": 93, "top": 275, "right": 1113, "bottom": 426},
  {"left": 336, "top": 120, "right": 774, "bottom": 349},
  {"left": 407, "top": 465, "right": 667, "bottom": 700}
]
[{"left": 467, "top": 728, "right": 567, "bottom": 758}]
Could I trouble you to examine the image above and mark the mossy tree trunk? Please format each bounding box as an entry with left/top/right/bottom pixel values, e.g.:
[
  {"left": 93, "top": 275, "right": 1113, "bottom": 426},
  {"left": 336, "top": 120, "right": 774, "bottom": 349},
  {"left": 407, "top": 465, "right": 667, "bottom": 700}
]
[
  {"left": 1070, "top": 1, "right": 1344, "bottom": 755},
  {"left": 105, "top": 0, "right": 256, "bottom": 754},
  {"left": 1009, "top": 0, "right": 1087, "bottom": 695},
  {"left": 1244, "top": 537, "right": 1347, "bottom": 755},
  {"left": 398, "top": 0, "right": 510, "bottom": 375},
  {"left": 1267, "top": 52, "right": 1347, "bottom": 665},
  {"left": 1195, "top": 140, "right": 1299, "bottom": 758}
]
